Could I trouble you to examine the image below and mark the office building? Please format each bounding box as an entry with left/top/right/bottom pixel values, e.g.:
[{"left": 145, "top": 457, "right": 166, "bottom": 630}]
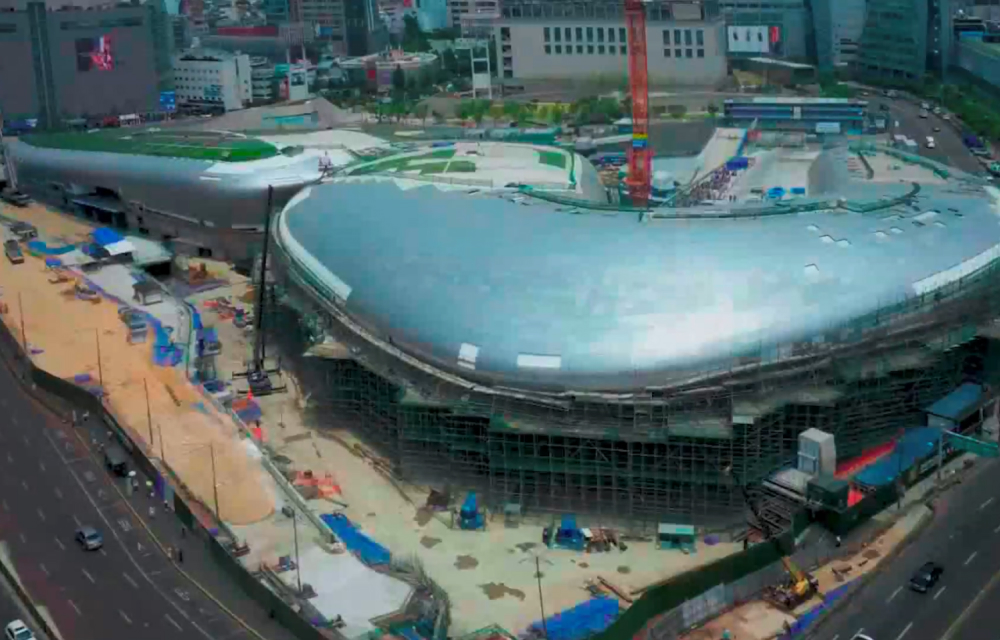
[
  {"left": 447, "top": 0, "right": 499, "bottom": 28},
  {"left": 812, "top": 0, "right": 866, "bottom": 71},
  {"left": 172, "top": 49, "right": 252, "bottom": 112},
  {"left": 0, "top": 0, "right": 172, "bottom": 127},
  {"left": 854, "top": 0, "right": 951, "bottom": 81},
  {"left": 496, "top": 1, "right": 727, "bottom": 86},
  {"left": 291, "top": 0, "right": 387, "bottom": 55},
  {"left": 416, "top": 0, "right": 448, "bottom": 31},
  {"left": 719, "top": 0, "right": 813, "bottom": 62}
]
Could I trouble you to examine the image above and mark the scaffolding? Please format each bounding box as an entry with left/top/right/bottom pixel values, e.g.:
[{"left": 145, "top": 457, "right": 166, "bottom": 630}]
[{"left": 270, "top": 207, "right": 1000, "bottom": 532}]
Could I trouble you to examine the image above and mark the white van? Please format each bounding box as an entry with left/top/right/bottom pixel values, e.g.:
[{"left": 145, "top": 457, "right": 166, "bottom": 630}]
[{"left": 926, "top": 136, "right": 936, "bottom": 149}]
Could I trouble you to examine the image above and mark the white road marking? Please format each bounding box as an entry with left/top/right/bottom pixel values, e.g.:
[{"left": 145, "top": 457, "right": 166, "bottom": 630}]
[
  {"left": 17, "top": 533, "right": 24, "bottom": 544},
  {"left": 20, "top": 480, "right": 27, "bottom": 491},
  {"left": 934, "top": 586, "right": 947, "bottom": 600},
  {"left": 68, "top": 600, "right": 81, "bottom": 616},
  {"left": 888, "top": 586, "right": 903, "bottom": 603},
  {"left": 123, "top": 572, "right": 138, "bottom": 589},
  {"left": 38, "top": 461, "right": 45, "bottom": 472},
  {"left": 119, "top": 610, "right": 132, "bottom": 625},
  {"left": 53, "top": 488, "right": 62, "bottom": 500},
  {"left": 81, "top": 568, "right": 95, "bottom": 584},
  {"left": 72, "top": 514, "right": 82, "bottom": 527},
  {"left": 981, "top": 497, "right": 994, "bottom": 510},
  {"left": 165, "top": 614, "right": 183, "bottom": 632},
  {"left": 832, "top": 635, "right": 839, "bottom": 640},
  {"left": 965, "top": 551, "right": 979, "bottom": 566},
  {"left": 21, "top": 435, "right": 28, "bottom": 445},
  {"left": 54, "top": 537, "right": 65, "bottom": 551},
  {"left": 995, "top": 524, "right": 1000, "bottom": 534},
  {"left": 896, "top": 622, "right": 913, "bottom": 640},
  {"left": 99, "top": 548, "right": 107, "bottom": 557},
  {"left": 1, "top": 500, "right": 7, "bottom": 512},
  {"left": 39, "top": 564, "right": 48, "bottom": 577},
  {"left": 4, "top": 454, "right": 10, "bottom": 464},
  {"left": 36, "top": 508, "right": 45, "bottom": 522}
]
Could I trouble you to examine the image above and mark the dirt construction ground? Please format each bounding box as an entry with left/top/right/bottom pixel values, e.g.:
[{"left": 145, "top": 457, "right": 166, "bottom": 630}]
[{"left": 0, "top": 206, "right": 274, "bottom": 525}]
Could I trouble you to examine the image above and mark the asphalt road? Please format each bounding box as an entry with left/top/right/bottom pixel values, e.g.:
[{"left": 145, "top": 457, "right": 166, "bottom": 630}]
[
  {"left": 0, "top": 358, "right": 260, "bottom": 640},
  {"left": 812, "top": 458, "right": 1000, "bottom": 640},
  {"left": 867, "top": 96, "right": 984, "bottom": 175}
]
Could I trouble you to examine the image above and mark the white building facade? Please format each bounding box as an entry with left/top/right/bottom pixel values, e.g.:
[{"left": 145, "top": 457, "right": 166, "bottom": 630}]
[{"left": 172, "top": 50, "right": 252, "bottom": 111}]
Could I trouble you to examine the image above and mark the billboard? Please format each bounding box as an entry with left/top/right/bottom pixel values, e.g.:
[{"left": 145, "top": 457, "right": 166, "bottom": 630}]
[
  {"left": 727, "top": 25, "right": 782, "bottom": 55},
  {"left": 159, "top": 91, "right": 176, "bottom": 112},
  {"left": 75, "top": 35, "right": 115, "bottom": 71}
]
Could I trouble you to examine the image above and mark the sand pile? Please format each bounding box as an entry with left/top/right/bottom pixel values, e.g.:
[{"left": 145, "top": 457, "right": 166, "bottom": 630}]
[{"left": 0, "top": 254, "right": 273, "bottom": 525}]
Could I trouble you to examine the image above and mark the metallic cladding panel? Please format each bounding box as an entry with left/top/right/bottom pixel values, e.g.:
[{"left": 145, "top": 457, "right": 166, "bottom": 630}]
[
  {"left": 7, "top": 141, "right": 321, "bottom": 228},
  {"left": 280, "top": 177, "right": 1000, "bottom": 392},
  {"left": 0, "top": 14, "right": 39, "bottom": 121}
]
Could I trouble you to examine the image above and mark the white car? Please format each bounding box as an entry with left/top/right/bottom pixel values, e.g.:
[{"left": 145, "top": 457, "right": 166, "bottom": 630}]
[
  {"left": 852, "top": 635, "right": 874, "bottom": 640},
  {"left": 4, "top": 621, "right": 34, "bottom": 640}
]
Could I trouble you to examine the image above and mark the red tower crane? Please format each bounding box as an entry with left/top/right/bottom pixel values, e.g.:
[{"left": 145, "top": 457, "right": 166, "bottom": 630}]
[{"left": 624, "top": 0, "right": 651, "bottom": 207}]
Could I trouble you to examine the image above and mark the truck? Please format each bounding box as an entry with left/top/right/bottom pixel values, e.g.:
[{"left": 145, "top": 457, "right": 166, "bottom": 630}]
[
  {"left": 0, "top": 188, "right": 30, "bottom": 207},
  {"left": 4, "top": 240, "right": 23, "bottom": 264}
]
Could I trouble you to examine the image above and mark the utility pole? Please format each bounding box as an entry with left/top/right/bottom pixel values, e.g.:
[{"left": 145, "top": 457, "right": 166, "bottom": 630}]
[
  {"left": 94, "top": 328, "right": 104, "bottom": 388},
  {"left": 210, "top": 442, "right": 220, "bottom": 522},
  {"left": 535, "top": 555, "right": 548, "bottom": 639},
  {"left": 291, "top": 509, "right": 302, "bottom": 594},
  {"left": 17, "top": 291, "right": 26, "bottom": 355},
  {"left": 144, "top": 378, "right": 153, "bottom": 446},
  {"left": 252, "top": 186, "right": 274, "bottom": 373},
  {"left": 157, "top": 423, "right": 165, "bottom": 463}
]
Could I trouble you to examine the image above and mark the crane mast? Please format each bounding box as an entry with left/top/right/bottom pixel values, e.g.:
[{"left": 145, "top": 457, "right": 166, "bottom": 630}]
[{"left": 624, "top": 0, "right": 651, "bottom": 207}]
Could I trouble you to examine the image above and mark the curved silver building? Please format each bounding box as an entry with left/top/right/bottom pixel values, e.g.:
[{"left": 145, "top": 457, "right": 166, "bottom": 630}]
[{"left": 6, "top": 129, "right": 323, "bottom": 263}]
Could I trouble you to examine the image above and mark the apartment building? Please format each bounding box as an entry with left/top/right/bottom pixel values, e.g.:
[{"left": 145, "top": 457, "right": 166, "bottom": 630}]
[{"left": 172, "top": 49, "right": 252, "bottom": 111}]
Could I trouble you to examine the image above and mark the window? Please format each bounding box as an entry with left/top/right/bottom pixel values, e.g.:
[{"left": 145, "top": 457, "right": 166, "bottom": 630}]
[
  {"left": 577, "top": 44, "right": 583, "bottom": 53},
  {"left": 663, "top": 29, "right": 670, "bottom": 45},
  {"left": 696, "top": 29, "right": 704, "bottom": 46},
  {"left": 555, "top": 44, "right": 562, "bottom": 53},
  {"left": 544, "top": 44, "right": 551, "bottom": 54},
  {"left": 608, "top": 28, "right": 615, "bottom": 43},
  {"left": 675, "top": 48, "right": 682, "bottom": 57},
  {"left": 565, "top": 27, "right": 571, "bottom": 40},
  {"left": 543, "top": 27, "right": 550, "bottom": 41},
  {"left": 674, "top": 29, "right": 681, "bottom": 44},
  {"left": 587, "top": 44, "right": 594, "bottom": 53},
  {"left": 684, "top": 29, "right": 692, "bottom": 46},
  {"left": 664, "top": 48, "right": 671, "bottom": 57},
  {"left": 620, "top": 28, "right": 626, "bottom": 42},
  {"left": 598, "top": 44, "right": 605, "bottom": 54},
  {"left": 697, "top": 48, "right": 704, "bottom": 58},
  {"left": 576, "top": 27, "right": 583, "bottom": 40},
  {"left": 597, "top": 27, "right": 604, "bottom": 42},
  {"left": 686, "top": 48, "right": 693, "bottom": 58},
  {"left": 0, "top": 23, "right": 16, "bottom": 33},
  {"left": 554, "top": 27, "right": 560, "bottom": 42},
  {"left": 586, "top": 27, "right": 593, "bottom": 42},
  {"left": 620, "top": 45, "right": 627, "bottom": 54},
  {"left": 566, "top": 45, "right": 573, "bottom": 54}
]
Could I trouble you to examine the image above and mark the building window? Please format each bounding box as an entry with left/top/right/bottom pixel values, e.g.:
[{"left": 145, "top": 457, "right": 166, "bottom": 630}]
[
  {"left": 664, "top": 48, "right": 671, "bottom": 57},
  {"left": 544, "top": 44, "right": 551, "bottom": 54},
  {"left": 663, "top": 29, "right": 670, "bottom": 45},
  {"left": 555, "top": 44, "right": 562, "bottom": 53},
  {"left": 598, "top": 44, "right": 605, "bottom": 54},
  {"left": 697, "top": 48, "right": 704, "bottom": 58},
  {"left": 577, "top": 44, "right": 583, "bottom": 53},
  {"left": 554, "top": 27, "right": 560, "bottom": 42},
  {"left": 674, "top": 29, "right": 681, "bottom": 44},
  {"left": 686, "top": 48, "right": 693, "bottom": 58},
  {"left": 684, "top": 29, "right": 692, "bottom": 46},
  {"left": 504, "top": 69, "right": 513, "bottom": 78},
  {"left": 587, "top": 44, "right": 594, "bottom": 53},
  {"left": 696, "top": 29, "right": 704, "bottom": 46},
  {"left": 597, "top": 27, "right": 604, "bottom": 42},
  {"left": 543, "top": 27, "right": 550, "bottom": 41},
  {"left": 620, "top": 27, "right": 626, "bottom": 42},
  {"left": 608, "top": 28, "right": 615, "bottom": 43},
  {"left": 620, "top": 45, "right": 627, "bottom": 54},
  {"left": 566, "top": 45, "right": 573, "bottom": 54},
  {"left": 576, "top": 27, "right": 583, "bottom": 40},
  {"left": 565, "top": 27, "right": 571, "bottom": 41},
  {"left": 586, "top": 27, "right": 593, "bottom": 42}
]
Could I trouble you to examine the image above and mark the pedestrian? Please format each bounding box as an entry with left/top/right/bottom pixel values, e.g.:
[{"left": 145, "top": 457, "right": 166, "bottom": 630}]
[
  {"left": 149, "top": 505, "right": 156, "bottom": 519},
  {"left": 835, "top": 535, "right": 842, "bottom": 547},
  {"left": 181, "top": 526, "right": 186, "bottom": 539}
]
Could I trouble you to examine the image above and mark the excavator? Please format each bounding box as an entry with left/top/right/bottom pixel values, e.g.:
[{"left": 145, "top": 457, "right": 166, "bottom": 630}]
[{"left": 726, "top": 465, "right": 820, "bottom": 610}]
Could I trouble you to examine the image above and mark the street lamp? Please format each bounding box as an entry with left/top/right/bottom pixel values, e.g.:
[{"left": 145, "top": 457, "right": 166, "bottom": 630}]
[
  {"left": 282, "top": 505, "right": 303, "bottom": 595},
  {"left": 520, "top": 550, "right": 553, "bottom": 638}
]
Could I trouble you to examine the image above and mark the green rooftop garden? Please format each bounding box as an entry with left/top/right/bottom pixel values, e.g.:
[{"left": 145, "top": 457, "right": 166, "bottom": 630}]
[
  {"left": 23, "top": 129, "right": 281, "bottom": 162},
  {"left": 348, "top": 148, "right": 470, "bottom": 176}
]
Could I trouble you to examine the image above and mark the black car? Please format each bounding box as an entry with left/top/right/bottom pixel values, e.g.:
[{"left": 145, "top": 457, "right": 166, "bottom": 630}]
[{"left": 909, "top": 561, "right": 943, "bottom": 593}]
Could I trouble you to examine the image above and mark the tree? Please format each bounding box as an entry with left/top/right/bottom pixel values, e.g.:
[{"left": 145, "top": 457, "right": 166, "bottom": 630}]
[
  {"left": 432, "top": 109, "right": 445, "bottom": 124},
  {"left": 548, "top": 103, "right": 565, "bottom": 125},
  {"left": 488, "top": 103, "right": 505, "bottom": 126},
  {"left": 667, "top": 104, "right": 687, "bottom": 120},
  {"left": 418, "top": 67, "right": 435, "bottom": 95},
  {"left": 414, "top": 103, "right": 429, "bottom": 125},
  {"left": 706, "top": 103, "right": 719, "bottom": 118},
  {"left": 502, "top": 101, "right": 522, "bottom": 125},
  {"left": 456, "top": 100, "right": 475, "bottom": 121},
  {"left": 442, "top": 49, "right": 459, "bottom": 76},
  {"left": 402, "top": 14, "right": 431, "bottom": 52},
  {"left": 392, "top": 64, "right": 406, "bottom": 93},
  {"left": 535, "top": 103, "right": 550, "bottom": 123}
]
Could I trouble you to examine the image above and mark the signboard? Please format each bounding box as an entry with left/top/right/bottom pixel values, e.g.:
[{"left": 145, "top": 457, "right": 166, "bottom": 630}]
[
  {"left": 815, "top": 122, "right": 841, "bottom": 134},
  {"left": 159, "top": 91, "right": 176, "bottom": 112},
  {"left": 455, "top": 37, "right": 487, "bottom": 50},
  {"left": 727, "top": 25, "right": 782, "bottom": 55}
]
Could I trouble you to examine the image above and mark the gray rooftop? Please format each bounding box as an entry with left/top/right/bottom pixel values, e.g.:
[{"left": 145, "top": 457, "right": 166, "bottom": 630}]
[{"left": 277, "top": 158, "right": 1000, "bottom": 392}]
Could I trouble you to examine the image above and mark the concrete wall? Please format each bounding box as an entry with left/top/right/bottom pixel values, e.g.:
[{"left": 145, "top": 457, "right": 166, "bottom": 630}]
[
  {"left": 495, "top": 19, "right": 728, "bottom": 86},
  {"left": 0, "top": 13, "right": 39, "bottom": 121},
  {"left": 955, "top": 41, "right": 1000, "bottom": 91}
]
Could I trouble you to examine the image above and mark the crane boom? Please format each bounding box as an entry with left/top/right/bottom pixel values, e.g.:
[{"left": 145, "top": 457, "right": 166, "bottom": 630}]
[{"left": 624, "top": 0, "right": 651, "bottom": 207}]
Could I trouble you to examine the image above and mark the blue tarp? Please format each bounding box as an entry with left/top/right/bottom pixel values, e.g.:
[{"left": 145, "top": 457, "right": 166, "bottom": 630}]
[
  {"left": 924, "top": 382, "right": 983, "bottom": 421},
  {"left": 782, "top": 580, "right": 857, "bottom": 638},
  {"left": 202, "top": 327, "right": 218, "bottom": 344},
  {"left": 92, "top": 227, "right": 124, "bottom": 247},
  {"left": 320, "top": 513, "right": 392, "bottom": 566},
  {"left": 26, "top": 241, "right": 76, "bottom": 255},
  {"left": 854, "top": 427, "right": 941, "bottom": 487},
  {"left": 526, "top": 597, "right": 619, "bottom": 640},
  {"left": 234, "top": 399, "right": 262, "bottom": 423}
]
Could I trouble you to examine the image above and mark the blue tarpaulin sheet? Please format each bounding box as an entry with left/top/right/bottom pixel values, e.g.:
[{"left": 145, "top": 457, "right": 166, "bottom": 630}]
[
  {"left": 202, "top": 327, "right": 218, "bottom": 344},
  {"left": 924, "top": 383, "right": 983, "bottom": 421},
  {"left": 526, "top": 597, "right": 619, "bottom": 640},
  {"left": 92, "top": 227, "right": 124, "bottom": 246},
  {"left": 782, "top": 580, "right": 857, "bottom": 638},
  {"left": 319, "top": 513, "right": 391, "bottom": 566},
  {"left": 854, "top": 427, "right": 941, "bottom": 487},
  {"left": 234, "top": 399, "right": 262, "bottom": 423},
  {"left": 27, "top": 241, "right": 76, "bottom": 255}
]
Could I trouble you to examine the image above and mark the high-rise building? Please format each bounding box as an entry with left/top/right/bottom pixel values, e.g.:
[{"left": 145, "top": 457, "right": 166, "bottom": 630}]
[
  {"left": 854, "top": 0, "right": 950, "bottom": 81},
  {"left": 447, "top": 0, "right": 499, "bottom": 28},
  {"left": 172, "top": 49, "right": 252, "bottom": 111},
  {"left": 289, "top": 0, "right": 386, "bottom": 55},
  {"left": 415, "top": 0, "right": 448, "bottom": 31},
  {"left": 812, "top": 0, "right": 867, "bottom": 71},
  {"left": 718, "top": 0, "right": 813, "bottom": 62},
  {"left": 0, "top": 0, "right": 172, "bottom": 127}
]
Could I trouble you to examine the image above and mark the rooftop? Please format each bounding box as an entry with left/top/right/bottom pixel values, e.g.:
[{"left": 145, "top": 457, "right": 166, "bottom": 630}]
[{"left": 22, "top": 129, "right": 281, "bottom": 162}]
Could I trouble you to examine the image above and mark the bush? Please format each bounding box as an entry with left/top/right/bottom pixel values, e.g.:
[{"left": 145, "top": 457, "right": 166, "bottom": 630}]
[{"left": 667, "top": 104, "right": 687, "bottom": 119}]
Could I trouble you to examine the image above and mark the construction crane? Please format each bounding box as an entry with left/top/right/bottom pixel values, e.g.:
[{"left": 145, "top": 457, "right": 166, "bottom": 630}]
[{"left": 624, "top": 0, "right": 652, "bottom": 207}]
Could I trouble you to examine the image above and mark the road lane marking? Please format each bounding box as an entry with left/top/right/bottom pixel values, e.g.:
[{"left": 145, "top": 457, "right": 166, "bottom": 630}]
[
  {"left": 981, "top": 497, "right": 994, "bottom": 510},
  {"left": 119, "top": 610, "right": 132, "bottom": 625},
  {"left": 896, "top": 621, "right": 913, "bottom": 640},
  {"left": 965, "top": 551, "right": 978, "bottom": 566},
  {"left": 38, "top": 461, "right": 44, "bottom": 472},
  {"left": 5, "top": 454, "right": 10, "bottom": 463},
  {"left": 39, "top": 564, "right": 48, "bottom": 577},
  {"left": 68, "top": 600, "right": 81, "bottom": 616},
  {"left": 54, "top": 537, "right": 65, "bottom": 551},
  {"left": 123, "top": 572, "right": 138, "bottom": 588},
  {"left": 36, "top": 508, "right": 45, "bottom": 522},
  {"left": 995, "top": 524, "right": 1000, "bottom": 534},
  {"left": 20, "top": 480, "right": 27, "bottom": 491},
  {"left": 887, "top": 586, "right": 903, "bottom": 603},
  {"left": 72, "top": 515, "right": 82, "bottom": 527},
  {"left": 165, "top": 614, "right": 183, "bottom": 632},
  {"left": 99, "top": 548, "right": 107, "bottom": 556},
  {"left": 1, "top": 500, "right": 7, "bottom": 512},
  {"left": 17, "top": 533, "right": 24, "bottom": 544},
  {"left": 934, "top": 586, "right": 947, "bottom": 600},
  {"left": 81, "top": 568, "right": 95, "bottom": 584},
  {"left": 53, "top": 488, "right": 62, "bottom": 500},
  {"left": 832, "top": 635, "right": 839, "bottom": 640},
  {"left": 21, "top": 435, "right": 27, "bottom": 446}
]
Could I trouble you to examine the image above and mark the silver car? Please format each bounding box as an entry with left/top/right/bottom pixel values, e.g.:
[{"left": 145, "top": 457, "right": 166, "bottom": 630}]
[{"left": 74, "top": 526, "right": 103, "bottom": 551}]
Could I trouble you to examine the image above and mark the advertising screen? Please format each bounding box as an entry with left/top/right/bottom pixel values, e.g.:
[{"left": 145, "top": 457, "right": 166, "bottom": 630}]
[
  {"left": 727, "top": 25, "right": 780, "bottom": 54},
  {"left": 76, "top": 35, "right": 115, "bottom": 71}
]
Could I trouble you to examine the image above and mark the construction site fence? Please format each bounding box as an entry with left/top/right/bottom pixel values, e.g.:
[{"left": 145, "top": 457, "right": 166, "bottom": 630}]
[{"left": 0, "top": 313, "right": 331, "bottom": 640}]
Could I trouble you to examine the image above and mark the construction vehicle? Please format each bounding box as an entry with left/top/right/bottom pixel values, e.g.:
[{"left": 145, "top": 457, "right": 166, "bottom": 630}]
[
  {"left": 543, "top": 515, "right": 587, "bottom": 551},
  {"left": 728, "top": 467, "right": 819, "bottom": 609},
  {"left": 456, "top": 492, "right": 486, "bottom": 530}
]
